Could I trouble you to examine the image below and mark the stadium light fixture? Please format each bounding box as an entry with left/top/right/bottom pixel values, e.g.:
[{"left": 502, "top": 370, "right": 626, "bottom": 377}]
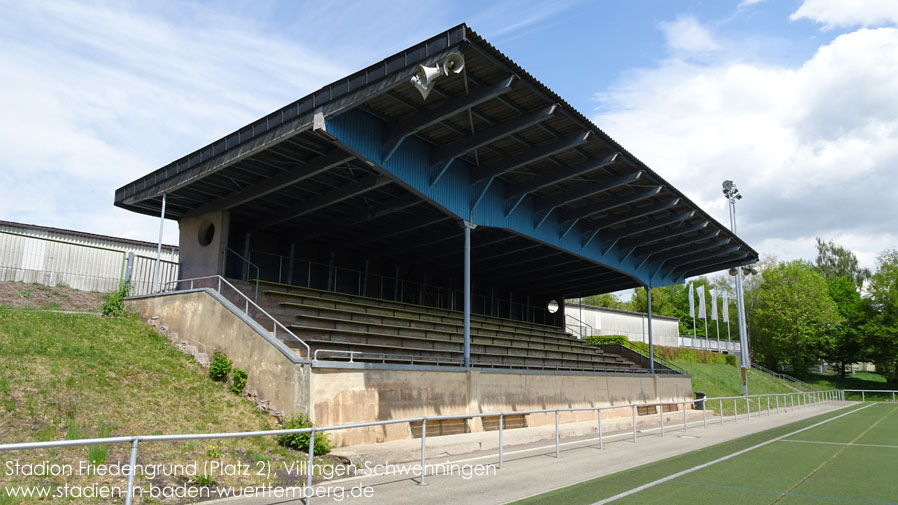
[{"left": 723, "top": 180, "right": 751, "bottom": 397}]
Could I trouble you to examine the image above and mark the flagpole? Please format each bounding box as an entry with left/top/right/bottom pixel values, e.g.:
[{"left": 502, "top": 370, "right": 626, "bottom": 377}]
[
  {"left": 704, "top": 314, "right": 708, "bottom": 350},
  {"left": 716, "top": 316, "right": 720, "bottom": 352}
]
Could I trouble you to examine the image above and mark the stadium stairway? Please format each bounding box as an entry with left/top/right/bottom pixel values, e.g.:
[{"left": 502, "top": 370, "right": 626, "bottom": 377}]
[{"left": 230, "top": 279, "right": 659, "bottom": 374}]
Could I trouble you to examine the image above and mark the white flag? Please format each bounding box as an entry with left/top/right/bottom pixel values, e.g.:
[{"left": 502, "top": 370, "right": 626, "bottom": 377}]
[
  {"left": 710, "top": 288, "right": 718, "bottom": 321},
  {"left": 688, "top": 283, "right": 695, "bottom": 319},
  {"left": 722, "top": 290, "right": 729, "bottom": 322},
  {"left": 697, "top": 285, "right": 706, "bottom": 318}
]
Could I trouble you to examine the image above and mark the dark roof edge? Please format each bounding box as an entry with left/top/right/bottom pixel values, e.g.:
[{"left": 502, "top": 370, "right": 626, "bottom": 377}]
[
  {"left": 114, "top": 24, "right": 470, "bottom": 205},
  {"left": 461, "top": 27, "right": 758, "bottom": 266}
]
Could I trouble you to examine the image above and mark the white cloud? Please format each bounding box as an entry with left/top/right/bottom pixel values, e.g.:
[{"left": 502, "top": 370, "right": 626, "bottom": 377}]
[
  {"left": 791, "top": 0, "right": 898, "bottom": 29},
  {"left": 0, "top": 1, "right": 352, "bottom": 244},
  {"left": 594, "top": 27, "right": 898, "bottom": 270},
  {"left": 738, "top": 0, "right": 765, "bottom": 7},
  {"left": 658, "top": 16, "right": 721, "bottom": 54}
]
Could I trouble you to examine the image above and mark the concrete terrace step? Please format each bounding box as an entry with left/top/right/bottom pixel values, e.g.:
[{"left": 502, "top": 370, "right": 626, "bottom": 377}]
[
  {"left": 253, "top": 279, "right": 563, "bottom": 336},
  {"left": 303, "top": 340, "right": 641, "bottom": 372},
  {"left": 286, "top": 310, "right": 605, "bottom": 355},
  {"left": 228, "top": 279, "right": 648, "bottom": 373},
  {"left": 264, "top": 291, "right": 592, "bottom": 348},
  {"left": 289, "top": 326, "right": 633, "bottom": 366}
]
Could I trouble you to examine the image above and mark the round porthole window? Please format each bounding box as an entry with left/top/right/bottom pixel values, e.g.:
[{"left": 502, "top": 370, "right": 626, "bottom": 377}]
[
  {"left": 547, "top": 300, "right": 559, "bottom": 314},
  {"left": 198, "top": 221, "right": 215, "bottom": 247}
]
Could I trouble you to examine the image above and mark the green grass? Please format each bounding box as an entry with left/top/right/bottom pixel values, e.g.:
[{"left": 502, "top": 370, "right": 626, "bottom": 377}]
[
  {"left": 0, "top": 309, "right": 336, "bottom": 503},
  {"left": 803, "top": 370, "right": 898, "bottom": 393},
  {"left": 673, "top": 359, "right": 822, "bottom": 416},
  {"left": 515, "top": 403, "right": 898, "bottom": 505}
]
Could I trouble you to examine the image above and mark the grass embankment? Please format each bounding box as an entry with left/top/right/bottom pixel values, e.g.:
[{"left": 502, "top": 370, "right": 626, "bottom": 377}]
[
  {"left": 0, "top": 309, "right": 336, "bottom": 504},
  {"left": 674, "top": 360, "right": 806, "bottom": 416},
  {"left": 804, "top": 371, "right": 898, "bottom": 401}
]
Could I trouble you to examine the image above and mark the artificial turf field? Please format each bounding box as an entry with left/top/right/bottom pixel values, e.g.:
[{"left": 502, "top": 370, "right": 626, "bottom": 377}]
[{"left": 514, "top": 402, "right": 898, "bottom": 505}]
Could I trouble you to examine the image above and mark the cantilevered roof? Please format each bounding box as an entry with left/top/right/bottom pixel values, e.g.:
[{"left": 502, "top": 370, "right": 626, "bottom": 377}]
[{"left": 115, "top": 23, "right": 757, "bottom": 296}]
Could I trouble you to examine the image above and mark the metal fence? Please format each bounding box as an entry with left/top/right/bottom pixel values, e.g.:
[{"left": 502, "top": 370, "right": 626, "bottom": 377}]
[
  {"left": 678, "top": 335, "right": 740, "bottom": 352},
  {"left": 843, "top": 389, "right": 898, "bottom": 402},
  {"left": 0, "top": 389, "right": 841, "bottom": 505},
  {"left": 126, "top": 253, "right": 180, "bottom": 296}
]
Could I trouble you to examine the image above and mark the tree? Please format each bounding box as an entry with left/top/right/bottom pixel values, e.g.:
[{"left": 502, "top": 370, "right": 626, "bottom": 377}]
[
  {"left": 580, "top": 293, "right": 629, "bottom": 310},
  {"left": 863, "top": 249, "right": 898, "bottom": 382},
  {"left": 750, "top": 260, "right": 842, "bottom": 372},
  {"left": 823, "top": 276, "right": 866, "bottom": 378},
  {"left": 814, "top": 237, "right": 871, "bottom": 290}
]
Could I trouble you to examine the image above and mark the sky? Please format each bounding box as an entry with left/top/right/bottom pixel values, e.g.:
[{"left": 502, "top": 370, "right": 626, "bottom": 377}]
[{"left": 1, "top": 0, "right": 897, "bottom": 273}]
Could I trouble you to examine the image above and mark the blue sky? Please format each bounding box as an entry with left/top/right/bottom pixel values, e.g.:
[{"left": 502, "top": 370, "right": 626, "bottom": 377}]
[{"left": 2, "top": 0, "right": 897, "bottom": 276}]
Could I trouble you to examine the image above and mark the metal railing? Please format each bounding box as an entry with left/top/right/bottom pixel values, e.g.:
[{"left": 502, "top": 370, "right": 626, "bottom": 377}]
[
  {"left": 751, "top": 363, "right": 822, "bottom": 391},
  {"left": 161, "top": 275, "right": 310, "bottom": 359},
  {"left": 0, "top": 389, "right": 841, "bottom": 505},
  {"left": 564, "top": 312, "right": 593, "bottom": 340},
  {"left": 226, "top": 248, "right": 260, "bottom": 301},
  {"left": 246, "top": 249, "right": 562, "bottom": 326},
  {"left": 843, "top": 389, "right": 898, "bottom": 402},
  {"left": 312, "top": 349, "right": 663, "bottom": 374}
]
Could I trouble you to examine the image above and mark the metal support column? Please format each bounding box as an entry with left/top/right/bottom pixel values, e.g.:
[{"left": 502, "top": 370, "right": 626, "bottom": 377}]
[
  {"left": 462, "top": 221, "right": 475, "bottom": 367},
  {"left": 647, "top": 285, "right": 655, "bottom": 375},
  {"left": 152, "top": 193, "right": 167, "bottom": 292}
]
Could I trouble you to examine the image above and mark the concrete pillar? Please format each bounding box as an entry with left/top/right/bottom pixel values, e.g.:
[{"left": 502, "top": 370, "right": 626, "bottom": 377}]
[{"left": 178, "top": 210, "right": 230, "bottom": 281}]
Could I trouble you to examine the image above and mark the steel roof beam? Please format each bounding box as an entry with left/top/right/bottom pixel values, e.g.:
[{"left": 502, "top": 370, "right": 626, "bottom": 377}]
[
  {"left": 504, "top": 152, "right": 620, "bottom": 217},
  {"left": 258, "top": 174, "right": 390, "bottom": 230},
  {"left": 335, "top": 214, "right": 450, "bottom": 252},
  {"left": 530, "top": 270, "right": 624, "bottom": 293},
  {"left": 186, "top": 150, "right": 355, "bottom": 217},
  {"left": 641, "top": 236, "right": 730, "bottom": 271},
  {"left": 667, "top": 246, "right": 743, "bottom": 278},
  {"left": 298, "top": 194, "right": 421, "bottom": 239},
  {"left": 430, "top": 105, "right": 557, "bottom": 170},
  {"left": 559, "top": 187, "right": 663, "bottom": 239},
  {"left": 383, "top": 75, "right": 518, "bottom": 162},
  {"left": 630, "top": 229, "right": 720, "bottom": 268},
  {"left": 560, "top": 278, "right": 640, "bottom": 298},
  {"left": 472, "top": 132, "right": 590, "bottom": 184},
  {"left": 599, "top": 210, "right": 696, "bottom": 254},
  {"left": 532, "top": 170, "right": 643, "bottom": 229},
  {"left": 618, "top": 220, "right": 711, "bottom": 262},
  {"left": 581, "top": 198, "right": 681, "bottom": 247},
  {"left": 680, "top": 254, "right": 752, "bottom": 279},
  {"left": 482, "top": 254, "right": 576, "bottom": 277}
]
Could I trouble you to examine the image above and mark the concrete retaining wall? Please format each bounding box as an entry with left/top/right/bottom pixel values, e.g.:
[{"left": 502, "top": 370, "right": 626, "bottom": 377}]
[
  {"left": 311, "top": 367, "right": 693, "bottom": 446},
  {"left": 127, "top": 292, "right": 694, "bottom": 448},
  {"left": 126, "top": 290, "right": 310, "bottom": 417}
]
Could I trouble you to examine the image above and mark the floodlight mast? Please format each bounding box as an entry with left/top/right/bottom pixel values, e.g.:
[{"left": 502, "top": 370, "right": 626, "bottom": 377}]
[{"left": 723, "top": 180, "right": 750, "bottom": 397}]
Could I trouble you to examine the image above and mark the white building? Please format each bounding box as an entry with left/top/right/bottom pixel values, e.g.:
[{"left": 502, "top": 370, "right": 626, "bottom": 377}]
[
  {"left": 0, "top": 220, "right": 178, "bottom": 293},
  {"left": 565, "top": 302, "right": 681, "bottom": 347}
]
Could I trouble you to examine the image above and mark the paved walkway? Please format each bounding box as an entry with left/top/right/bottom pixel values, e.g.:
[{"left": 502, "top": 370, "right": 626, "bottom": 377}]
[{"left": 205, "top": 401, "right": 852, "bottom": 505}]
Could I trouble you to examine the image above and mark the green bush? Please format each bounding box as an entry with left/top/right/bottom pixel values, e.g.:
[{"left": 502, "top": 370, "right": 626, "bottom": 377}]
[
  {"left": 101, "top": 283, "right": 129, "bottom": 316},
  {"left": 585, "top": 335, "right": 736, "bottom": 366},
  {"left": 585, "top": 335, "right": 629, "bottom": 347},
  {"left": 209, "top": 351, "right": 232, "bottom": 382},
  {"left": 277, "top": 414, "right": 332, "bottom": 455},
  {"left": 230, "top": 368, "right": 248, "bottom": 395}
]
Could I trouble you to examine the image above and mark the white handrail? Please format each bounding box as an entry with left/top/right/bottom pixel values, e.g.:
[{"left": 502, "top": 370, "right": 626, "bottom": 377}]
[
  {"left": 0, "top": 389, "right": 842, "bottom": 505},
  {"left": 163, "top": 275, "right": 310, "bottom": 359}
]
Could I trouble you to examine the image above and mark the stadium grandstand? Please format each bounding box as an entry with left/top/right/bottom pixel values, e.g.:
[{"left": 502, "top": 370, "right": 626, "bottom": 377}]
[{"left": 116, "top": 23, "right": 758, "bottom": 445}]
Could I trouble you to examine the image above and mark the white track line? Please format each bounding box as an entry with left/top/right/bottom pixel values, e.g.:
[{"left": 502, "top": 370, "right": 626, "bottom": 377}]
[
  {"left": 780, "top": 439, "right": 898, "bottom": 449},
  {"left": 590, "top": 403, "right": 876, "bottom": 505}
]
